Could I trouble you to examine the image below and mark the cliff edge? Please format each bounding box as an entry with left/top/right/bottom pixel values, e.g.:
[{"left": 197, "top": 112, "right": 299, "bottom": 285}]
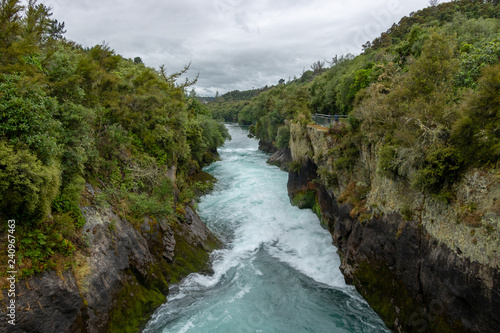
[{"left": 286, "top": 123, "right": 500, "bottom": 333}]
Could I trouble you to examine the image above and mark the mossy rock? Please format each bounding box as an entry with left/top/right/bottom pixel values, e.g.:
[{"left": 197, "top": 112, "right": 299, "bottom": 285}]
[
  {"left": 107, "top": 266, "right": 168, "bottom": 333},
  {"left": 353, "top": 260, "right": 465, "bottom": 332},
  {"left": 169, "top": 222, "right": 219, "bottom": 284},
  {"left": 291, "top": 190, "right": 317, "bottom": 210}
]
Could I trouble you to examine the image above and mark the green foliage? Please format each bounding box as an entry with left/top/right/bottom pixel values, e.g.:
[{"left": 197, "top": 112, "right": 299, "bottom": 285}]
[
  {"left": 329, "top": 139, "right": 360, "bottom": 173},
  {"left": 400, "top": 205, "right": 414, "bottom": 221},
  {"left": 46, "top": 43, "right": 86, "bottom": 102},
  {"left": 100, "top": 177, "right": 175, "bottom": 224},
  {"left": 292, "top": 190, "right": 317, "bottom": 210},
  {"left": 412, "top": 145, "right": 464, "bottom": 194},
  {"left": 56, "top": 102, "right": 97, "bottom": 181},
  {"left": 199, "top": 115, "right": 230, "bottom": 152},
  {"left": 0, "top": 0, "right": 230, "bottom": 279},
  {"left": 309, "top": 53, "right": 370, "bottom": 114},
  {"left": 289, "top": 160, "right": 303, "bottom": 173},
  {"left": 276, "top": 125, "right": 290, "bottom": 149},
  {"left": 394, "top": 25, "right": 429, "bottom": 63},
  {"left": 404, "top": 31, "right": 458, "bottom": 97},
  {"left": 377, "top": 145, "right": 398, "bottom": 175},
  {"left": 187, "top": 98, "right": 209, "bottom": 116},
  {"left": 457, "top": 38, "right": 500, "bottom": 87},
  {"left": 348, "top": 63, "right": 375, "bottom": 103},
  {"left": 0, "top": 141, "right": 60, "bottom": 224},
  {"left": 51, "top": 176, "right": 86, "bottom": 229},
  {"left": 452, "top": 63, "right": 500, "bottom": 165},
  {"left": 128, "top": 191, "right": 174, "bottom": 220},
  {"left": 17, "top": 226, "right": 76, "bottom": 277},
  {"left": 0, "top": 73, "right": 62, "bottom": 163}
]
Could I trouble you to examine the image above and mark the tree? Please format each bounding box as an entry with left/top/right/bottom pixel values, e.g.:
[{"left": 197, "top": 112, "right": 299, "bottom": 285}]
[
  {"left": 0, "top": 0, "right": 24, "bottom": 68},
  {"left": 405, "top": 31, "right": 458, "bottom": 98},
  {"left": 311, "top": 60, "right": 325, "bottom": 74},
  {"left": 0, "top": 141, "right": 61, "bottom": 224},
  {"left": 0, "top": 74, "right": 62, "bottom": 164},
  {"left": 362, "top": 41, "right": 372, "bottom": 52},
  {"left": 188, "top": 88, "right": 197, "bottom": 98},
  {"left": 134, "top": 56, "right": 143, "bottom": 64}
]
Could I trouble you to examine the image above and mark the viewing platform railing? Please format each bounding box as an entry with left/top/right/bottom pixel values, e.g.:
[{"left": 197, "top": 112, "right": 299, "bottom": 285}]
[{"left": 312, "top": 113, "right": 348, "bottom": 127}]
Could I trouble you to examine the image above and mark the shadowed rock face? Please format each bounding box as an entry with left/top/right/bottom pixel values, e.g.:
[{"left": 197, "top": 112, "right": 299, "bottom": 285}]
[
  {"left": 0, "top": 270, "right": 83, "bottom": 333},
  {"left": 258, "top": 140, "right": 278, "bottom": 154},
  {"left": 331, "top": 205, "right": 500, "bottom": 333},
  {"left": 0, "top": 184, "right": 220, "bottom": 333},
  {"left": 267, "top": 147, "right": 292, "bottom": 171}
]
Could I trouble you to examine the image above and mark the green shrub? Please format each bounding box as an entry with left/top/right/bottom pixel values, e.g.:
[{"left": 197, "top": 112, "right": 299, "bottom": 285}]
[
  {"left": 0, "top": 142, "right": 61, "bottom": 224},
  {"left": 289, "top": 160, "right": 303, "bottom": 172},
  {"left": 412, "top": 145, "right": 463, "bottom": 194},
  {"left": 0, "top": 74, "right": 62, "bottom": 164},
  {"left": 52, "top": 212, "right": 77, "bottom": 239},
  {"left": 400, "top": 205, "right": 414, "bottom": 221},
  {"left": 128, "top": 189, "right": 174, "bottom": 221},
  {"left": 330, "top": 142, "right": 359, "bottom": 172},
  {"left": 51, "top": 176, "right": 86, "bottom": 230},
  {"left": 276, "top": 125, "right": 290, "bottom": 149},
  {"left": 17, "top": 226, "right": 76, "bottom": 278},
  {"left": 457, "top": 38, "right": 500, "bottom": 88},
  {"left": 452, "top": 64, "right": 500, "bottom": 166},
  {"left": 347, "top": 115, "right": 361, "bottom": 133},
  {"left": 56, "top": 103, "right": 97, "bottom": 181},
  {"left": 377, "top": 145, "right": 398, "bottom": 175}
]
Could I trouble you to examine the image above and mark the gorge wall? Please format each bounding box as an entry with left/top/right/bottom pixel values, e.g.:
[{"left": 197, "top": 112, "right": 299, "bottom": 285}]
[
  {"left": 282, "top": 123, "right": 500, "bottom": 333},
  {"left": 0, "top": 181, "right": 220, "bottom": 333}
]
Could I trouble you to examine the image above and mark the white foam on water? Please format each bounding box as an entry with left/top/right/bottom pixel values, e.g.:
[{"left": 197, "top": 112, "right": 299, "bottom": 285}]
[
  {"left": 178, "top": 321, "right": 195, "bottom": 333},
  {"left": 143, "top": 125, "right": 389, "bottom": 333},
  {"left": 199, "top": 145, "right": 347, "bottom": 289}
]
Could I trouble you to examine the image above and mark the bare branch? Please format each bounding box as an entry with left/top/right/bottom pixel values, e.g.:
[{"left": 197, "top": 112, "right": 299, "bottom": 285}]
[{"left": 159, "top": 62, "right": 198, "bottom": 89}]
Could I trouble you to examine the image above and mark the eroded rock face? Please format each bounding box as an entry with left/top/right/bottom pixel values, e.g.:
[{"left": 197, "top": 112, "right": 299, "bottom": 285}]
[
  {"left": 0, "top": 270, "right": 82, "bottom": 333},
  {"left": 0, "top": 183, "right": 220, "bottom": 333},
  {"left": 267, "top": 148, "right": 292, "bottom": 171},
  {"left": 78, "top": 198, "right": 167, "bottom": 333}
]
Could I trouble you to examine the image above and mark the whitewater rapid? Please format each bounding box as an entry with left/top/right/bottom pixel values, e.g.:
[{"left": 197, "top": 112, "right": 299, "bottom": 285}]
[{"left": 143, "top": 124, "right": 388, "bottom": 333}]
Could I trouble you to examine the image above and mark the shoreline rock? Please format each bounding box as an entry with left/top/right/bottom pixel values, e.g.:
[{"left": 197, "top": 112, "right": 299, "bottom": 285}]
[
  {"left": 284, "top": 123, "right": 500, "bottom": 332},
  {"left": 0, "top": 183, "right": 220, "bottom": 333}
]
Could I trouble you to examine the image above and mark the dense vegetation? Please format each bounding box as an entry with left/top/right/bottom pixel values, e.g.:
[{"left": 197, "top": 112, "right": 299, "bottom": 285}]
[
  {"left": 209, "top": 0, "right": 500, "bottom": 200},
  {"left": 0, "top": 0, "right": 229, "bottom": 278}
]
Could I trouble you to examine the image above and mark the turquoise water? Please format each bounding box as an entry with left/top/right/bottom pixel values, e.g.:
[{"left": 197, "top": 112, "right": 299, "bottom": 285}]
[{"left": 143, "top": 125, "right": 389, "bottom": 333}]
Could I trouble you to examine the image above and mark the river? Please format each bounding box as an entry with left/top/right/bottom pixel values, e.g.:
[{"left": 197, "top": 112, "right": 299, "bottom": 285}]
[{"left": 143, "top": 124, "right": 389, "bottom": 333}]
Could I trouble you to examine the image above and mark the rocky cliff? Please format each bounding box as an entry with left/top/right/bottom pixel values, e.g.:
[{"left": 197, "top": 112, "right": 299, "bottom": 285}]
[
  {"left": 0, "top": 182, "right": 220, "bottom": 333},
  {"left": 285, "top": 122, "right": 500, "bottom": 332}
]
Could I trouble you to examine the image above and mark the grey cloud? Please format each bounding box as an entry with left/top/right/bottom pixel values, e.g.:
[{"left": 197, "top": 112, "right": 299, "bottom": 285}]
[{"left": 45, "top": 0, "right": 448, "bottom": 96}]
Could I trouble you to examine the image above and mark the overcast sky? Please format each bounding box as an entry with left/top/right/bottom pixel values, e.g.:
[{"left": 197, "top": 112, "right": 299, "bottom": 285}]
[{"left": 43, "top": 0, "right": 446, "bottom": 96}]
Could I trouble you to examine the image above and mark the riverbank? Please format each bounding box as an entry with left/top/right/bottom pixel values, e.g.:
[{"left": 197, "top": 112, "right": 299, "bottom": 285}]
[
  {"left": 279, "top": 122, "right": 500, "bottom": 332},
  {"left": 0, "top": 176, "right": 221, "bottom": 333}
]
